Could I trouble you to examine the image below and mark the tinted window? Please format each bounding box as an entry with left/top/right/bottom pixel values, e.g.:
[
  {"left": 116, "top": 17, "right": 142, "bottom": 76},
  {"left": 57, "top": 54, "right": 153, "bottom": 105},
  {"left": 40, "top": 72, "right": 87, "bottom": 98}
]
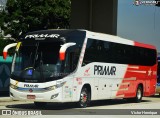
[{"left": 82, "top": 38, "right": 156, "bottom": 66}]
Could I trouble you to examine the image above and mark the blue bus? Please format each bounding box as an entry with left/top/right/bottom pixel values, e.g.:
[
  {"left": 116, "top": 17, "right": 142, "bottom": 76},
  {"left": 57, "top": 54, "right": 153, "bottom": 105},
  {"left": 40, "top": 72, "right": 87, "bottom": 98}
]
[{"left": 156, "top": 56, "right": 160, "bottom": 95}]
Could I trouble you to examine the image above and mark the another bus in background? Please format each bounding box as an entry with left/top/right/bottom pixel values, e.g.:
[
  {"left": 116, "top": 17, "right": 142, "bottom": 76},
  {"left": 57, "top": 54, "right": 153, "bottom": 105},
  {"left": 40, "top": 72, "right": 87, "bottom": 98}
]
[{"left": 156, "top": 54, "right": 160, "bottom": 96}]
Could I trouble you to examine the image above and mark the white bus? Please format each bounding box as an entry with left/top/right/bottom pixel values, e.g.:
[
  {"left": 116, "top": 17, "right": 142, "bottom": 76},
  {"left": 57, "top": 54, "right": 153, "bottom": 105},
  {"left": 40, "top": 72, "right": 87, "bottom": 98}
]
[{"left": 3, "top": 29, "right": 157, "bottom": 108}]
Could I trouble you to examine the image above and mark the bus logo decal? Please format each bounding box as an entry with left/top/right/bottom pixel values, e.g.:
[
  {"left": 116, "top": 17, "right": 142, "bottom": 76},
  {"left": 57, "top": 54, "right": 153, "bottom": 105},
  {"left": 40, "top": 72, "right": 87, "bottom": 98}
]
[
  {"left": 84, "top": 67, "right": 90, "bottom": 76},
  {"left": 148, "top": 68, "right": 152, "bottom": 76},
  {"left": 29, "top": 89, "right": 33, "bottom": 93},
  {"left": 24, "top": 84, "right": 39, "bottom": 88},
  {"left": 25, "top": 34, "right": 60, "bottom": 39},
  {"left": 94, "top": 65, "right": 116, "bottom": 75}
]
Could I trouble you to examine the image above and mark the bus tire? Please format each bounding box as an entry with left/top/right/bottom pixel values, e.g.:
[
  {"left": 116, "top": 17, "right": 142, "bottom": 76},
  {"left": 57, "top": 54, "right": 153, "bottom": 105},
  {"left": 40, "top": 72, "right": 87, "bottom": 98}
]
[
  {"left": 34, "top": 102, "right": 47, "bottom": 108},
  {"left": 133, "top": 85, "right": 143, "bottom": 103},
  {"left": 77, "top": 87, "right": 91, "bottom": 108}
]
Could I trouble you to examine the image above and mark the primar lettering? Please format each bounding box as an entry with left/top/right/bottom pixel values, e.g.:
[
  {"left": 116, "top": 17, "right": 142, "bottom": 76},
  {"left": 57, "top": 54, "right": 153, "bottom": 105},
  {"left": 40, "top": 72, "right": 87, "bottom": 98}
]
[
  {"left": 24, "top": 84, "right": 39, "bottom": 88},
  {"left": 25, "top": 34, "right": 60, "bottom": 39},
  {"left": 94, "top": 65, "right": 116, "bottom": 75}
]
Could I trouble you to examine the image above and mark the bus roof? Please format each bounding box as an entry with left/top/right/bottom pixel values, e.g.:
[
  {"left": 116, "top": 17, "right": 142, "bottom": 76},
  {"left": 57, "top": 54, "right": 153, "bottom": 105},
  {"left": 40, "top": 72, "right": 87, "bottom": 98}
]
[
  {"left": 19, "top": 29, "right": 156, "bottom": 50},
  {"left": 19, "top": 29, "right": 86, "bottom": 42},
  {"left": 86, "top": 30, "right": 156, "bottom": 50}
]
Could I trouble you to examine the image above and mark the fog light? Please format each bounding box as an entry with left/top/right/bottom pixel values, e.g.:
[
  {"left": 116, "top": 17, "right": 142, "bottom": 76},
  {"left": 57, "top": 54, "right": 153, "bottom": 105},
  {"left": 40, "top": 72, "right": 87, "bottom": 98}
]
[{"left": 51, "top": 93, "right": 59, "bottom": 99}]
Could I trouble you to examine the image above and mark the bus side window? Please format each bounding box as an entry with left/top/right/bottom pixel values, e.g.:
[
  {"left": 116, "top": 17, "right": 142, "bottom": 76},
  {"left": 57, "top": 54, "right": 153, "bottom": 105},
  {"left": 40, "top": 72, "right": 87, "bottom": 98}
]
[{"left": 82, "top": 39, "right": 98, "bottom": 66}]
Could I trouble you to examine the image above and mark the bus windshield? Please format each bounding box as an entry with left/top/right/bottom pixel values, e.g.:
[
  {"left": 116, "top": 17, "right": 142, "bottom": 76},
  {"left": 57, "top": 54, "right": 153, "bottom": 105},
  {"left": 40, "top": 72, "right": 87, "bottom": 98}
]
[
  {"left": 10, "top": 30, "right": 86, "bottom": 83},
  {"left": 11, "top": 41, "right": 66, "bottom": 83}
]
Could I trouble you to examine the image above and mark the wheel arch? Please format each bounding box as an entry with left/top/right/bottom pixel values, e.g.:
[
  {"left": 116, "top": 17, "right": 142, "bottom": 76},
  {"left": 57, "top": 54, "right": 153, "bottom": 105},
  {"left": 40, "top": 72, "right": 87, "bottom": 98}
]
[
  {"left": 83, "top": 84, "right": 91, "bottom": 96},
  {"left": 137, "top": 83, "right": 144, "bottom": 96},
  {"left": 77, "top": 83, "right": 92, "bottom": 108},
  {"left": 81, "top": 83, "right": 92, "bottom": 100}
]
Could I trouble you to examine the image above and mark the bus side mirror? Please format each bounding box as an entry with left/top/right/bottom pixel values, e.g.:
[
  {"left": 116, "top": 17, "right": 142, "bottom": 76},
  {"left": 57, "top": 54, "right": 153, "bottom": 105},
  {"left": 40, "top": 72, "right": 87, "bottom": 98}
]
[
  {"left": 3, "top": 43, "right": 17, "bottom": 60},
  {"left": 59, "top": 42, "right": 76, "bottom": 61}
]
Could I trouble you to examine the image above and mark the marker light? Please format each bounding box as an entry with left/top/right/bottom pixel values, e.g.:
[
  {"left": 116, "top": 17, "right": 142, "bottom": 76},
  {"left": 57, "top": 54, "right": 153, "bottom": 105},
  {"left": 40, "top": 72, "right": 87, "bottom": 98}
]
[
  {"left": 59, "top": 42, "right": 76, "bottom": 61},
  {"left": 3, "top": 43, "right": 17, "bottom": 59}
]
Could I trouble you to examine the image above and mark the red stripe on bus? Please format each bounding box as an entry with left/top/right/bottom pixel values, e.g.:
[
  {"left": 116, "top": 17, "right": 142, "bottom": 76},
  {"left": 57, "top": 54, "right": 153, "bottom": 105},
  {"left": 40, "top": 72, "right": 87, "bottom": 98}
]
[{"left": 134, "top": 41, "right": 156, "bottom": 49}]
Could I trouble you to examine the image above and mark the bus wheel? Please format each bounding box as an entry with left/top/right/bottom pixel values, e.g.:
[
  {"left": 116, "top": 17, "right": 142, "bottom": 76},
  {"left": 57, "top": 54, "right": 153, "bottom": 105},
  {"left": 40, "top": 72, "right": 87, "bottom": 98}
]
[
  {"left": 133, "top": 86, "right": 143, "bottom": 103},
  {"left": 34, "top": 102, "right": 47, "bottom": 108},
  {"left": 78, "top": 87, "right": 91, "bottom": 108}
]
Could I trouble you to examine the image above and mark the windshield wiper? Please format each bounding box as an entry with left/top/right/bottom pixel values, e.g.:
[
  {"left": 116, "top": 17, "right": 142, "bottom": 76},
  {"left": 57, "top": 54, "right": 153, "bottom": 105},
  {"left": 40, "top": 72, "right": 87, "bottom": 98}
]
[{"left": 33, "top": 43, "right": 39, "bottom": 68}]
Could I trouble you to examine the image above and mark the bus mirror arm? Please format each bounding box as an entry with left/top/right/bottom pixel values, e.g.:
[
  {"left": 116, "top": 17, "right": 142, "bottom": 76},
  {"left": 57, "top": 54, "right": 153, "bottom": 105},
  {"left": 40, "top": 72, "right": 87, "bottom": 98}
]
[
  {"left": 3, "top": 43, "right": 17, "bottom": 60},
  {"left": 59, "top": 42, "right": 76, "bottom": 61}
]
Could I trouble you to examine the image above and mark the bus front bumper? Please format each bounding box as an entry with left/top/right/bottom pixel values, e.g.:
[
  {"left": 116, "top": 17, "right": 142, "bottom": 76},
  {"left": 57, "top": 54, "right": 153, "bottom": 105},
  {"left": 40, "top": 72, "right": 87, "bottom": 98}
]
[{"left": 10, "top": 87, "right": 62, "bottom": 102}]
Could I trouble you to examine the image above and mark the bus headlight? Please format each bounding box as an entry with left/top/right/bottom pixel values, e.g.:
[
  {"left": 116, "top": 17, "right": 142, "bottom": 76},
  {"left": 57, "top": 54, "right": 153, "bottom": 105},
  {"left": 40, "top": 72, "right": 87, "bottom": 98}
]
[
  {"left": 10, "top": 84, "right": 18, "bottom": 89},
  {"left": 47, "top": 85, "right": 56, "bottom": 90},
  {"left": 46, "top": 81, "right": 66, "bottom": 91}
]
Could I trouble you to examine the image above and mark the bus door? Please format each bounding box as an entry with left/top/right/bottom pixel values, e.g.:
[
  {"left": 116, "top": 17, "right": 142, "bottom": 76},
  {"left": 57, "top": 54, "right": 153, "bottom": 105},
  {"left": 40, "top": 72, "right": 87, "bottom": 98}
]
[
  {"left": 148, "top": 67, "right": 157, "bottom": 95},
  {"left": 149, "top": 76, "right": 156, "bottom": 95},
  {"left": 63, "top": 48, "right": 80, "bottom": 101},
  {"left": 144, "top": 69, "right": 156, "bottom": 95}
]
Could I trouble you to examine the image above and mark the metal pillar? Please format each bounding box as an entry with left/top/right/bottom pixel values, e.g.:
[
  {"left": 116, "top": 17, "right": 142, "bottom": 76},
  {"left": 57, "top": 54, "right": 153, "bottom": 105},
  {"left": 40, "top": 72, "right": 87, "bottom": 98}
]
[{"left": 71, "top": 0, "right": 118, "bottom": 35}]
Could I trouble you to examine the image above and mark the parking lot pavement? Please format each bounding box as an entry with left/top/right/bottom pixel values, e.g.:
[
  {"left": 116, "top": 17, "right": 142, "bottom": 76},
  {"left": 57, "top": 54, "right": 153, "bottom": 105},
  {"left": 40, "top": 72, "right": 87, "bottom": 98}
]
[
  {"left": 0, "top": 97, "right": 12, "bottom": 102},
  {"left": 0, "top": 95, "right": 159, "bottom": 118}
]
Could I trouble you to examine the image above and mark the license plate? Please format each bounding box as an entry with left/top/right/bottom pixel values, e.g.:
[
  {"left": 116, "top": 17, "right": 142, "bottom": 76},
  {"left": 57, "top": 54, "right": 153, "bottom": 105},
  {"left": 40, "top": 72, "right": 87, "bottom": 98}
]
[{"left": 27, "top": 95, "right": 36, "bottom": 99}]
